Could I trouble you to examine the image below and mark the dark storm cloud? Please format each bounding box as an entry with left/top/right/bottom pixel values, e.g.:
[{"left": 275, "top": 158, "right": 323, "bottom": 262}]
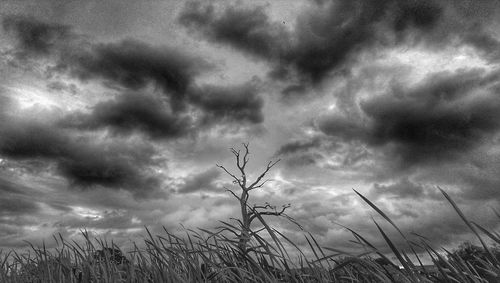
[
  {"left": 57, "top": 145, "right": 161, "bottom": 197},
  {"left": 179, "top": 1, "right": 435, "bottom": 83},
  {"left": 179, "top": 1, "right": 387, "bottom": 82},
  {"left": 188, "top": 83, "right": 264, "bottom": 125},
  {"left": 2, "top": 15, "right": 70, "bottom": 57},
  {"left": 58, "top": 83, "right": 263, "bottom": 139},
  {"left": 362, "top": 73, "right": 500, "bottom": 164},
  {"left": 317, "top": 114, "right": 367, "bottom": 142},
  {"left": 180, "top": 0, "right": 500, "bottom": 91},
  {"left": 3, "top": 15, "right": 266, "bottom": 129},
  {"left": 0, "top": 119, "right": 68, "bottom": 159},
  {"left": 0, "top": 118, "right": 163, "bottom": 198},
  {"left": 319, "top": 69, "right": 500, "bottom": 166},
  {"left": 284, "top": 0, "right": 391, "bottom": 83},
  {"left": 179, "top": 2, "right": 289, "bottom": 60},
  {"left": 64, "top": 43, "right": 266, "bottom": 124},
  {"left": 392, "top": 1, "right": 442, "bottom": 33},
  {"left": 58, "top": 40, "right": 208, "bottom": 109},
  {"left": 61, "top": 92, "right": 192, "bottom": 139},
  {"left": 2, "top": 16, "right": 205, "bottom": 110},
  {"left": 177, "top": 167, "right": 221, "bottom": 194},
  {"left": 275, "top": 138, "right": 321, "bottom": 156}
]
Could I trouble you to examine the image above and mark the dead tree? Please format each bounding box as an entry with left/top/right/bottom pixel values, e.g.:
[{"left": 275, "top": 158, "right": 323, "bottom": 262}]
[{"left": 217, "top": 143, "right": 290, "bottom": 254}]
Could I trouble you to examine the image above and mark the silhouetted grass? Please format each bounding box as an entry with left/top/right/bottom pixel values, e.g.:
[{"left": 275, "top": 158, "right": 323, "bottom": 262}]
[{"left": 1, "top": 189, "right": 499, "bottom": 282}]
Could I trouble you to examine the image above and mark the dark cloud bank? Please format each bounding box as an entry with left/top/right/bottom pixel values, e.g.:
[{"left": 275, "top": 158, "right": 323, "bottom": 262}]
[
  {"left": 4, "top": 1, "right": 499, "bottom": 198},
  {"left": 180, "top": 0, "right": 500, "bottom": 93},
  {"left": 2, "top": 15, "right": 265, "bottom": 129},
  {"left": 61, "top": 92, "right": 192, "bottom": 140},
  {"left": 0, "top": 116, "right": 162, "bottom": 198},
  {"left": 319, "top": 69, "right": 500, "bottom": 166},
  {"left": 0, "top": 14, "right": 267, "bottom": 198},
  {"left": 276, "top": 67, "right": 500, "bottom": 206}
]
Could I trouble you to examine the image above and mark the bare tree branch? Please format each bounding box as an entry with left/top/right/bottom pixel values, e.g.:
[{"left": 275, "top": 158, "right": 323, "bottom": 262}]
[
  {"left": 230, "top": 148, "right": 240, "bottom": 167},
  {"left": 252, "top": 203, "right": 273, "bottom": 210},
  {"left": 224, "top": 187, "right": 241, "bottom": 201},
  {"left": 237, "top": 143, "right": 250, "bottom": 187},
  {"left": 242, "top": 142, "right": 250, "bottom": 166},
  {"left": 248, "top": 159, "right": 280, "bottom": 189},
  {"left": 248, "top": 178, "right": 273, "bottom": 191},
  {"left": 217, "top": 164, "right": 242, "bottom": 187},
  {"left": 248, "top": 203, "right": 291, "bottom": 224}
]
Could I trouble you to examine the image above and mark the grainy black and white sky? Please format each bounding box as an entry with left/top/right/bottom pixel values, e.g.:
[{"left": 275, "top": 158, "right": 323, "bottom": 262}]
[{"left": 0, "top": 0, "right": 499, "bottom": 255}]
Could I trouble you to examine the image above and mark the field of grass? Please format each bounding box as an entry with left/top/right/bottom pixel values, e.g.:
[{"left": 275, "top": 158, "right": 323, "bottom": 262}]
[{"left": 1, "top": 189, "right": 499, "bottom": 282}]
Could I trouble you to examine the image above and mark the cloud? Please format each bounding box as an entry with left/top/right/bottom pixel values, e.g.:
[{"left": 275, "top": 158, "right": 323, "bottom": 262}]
[
  {"left": 179, "top": 1, "right": 388, "bottom": 83},
  {"left": 2, "top": 15, "right": 71, "bottom": 57},
  {"left": 3, "top": 15, "right": 266, "bottom": 132},
  {"left": 0, "top": 176, "right": 27, "bottom": 195},
  {"left": 180, "top": 0, "right": 500, "bottom": 92},
  {"left": 0, "top": 91, "right": 21, "bottom": 121},
  {"left": 0, "top": 177, "right": 40, "bottom": 215},
  {"left": 58, "top": 39, "right": 209, "bottom": 109},
  {"left": 275, "top": 138, "right": 321, "bottom": 156},
  {"left": 317, "top": 115, "right": 367, "bottom": 142},
  {"left": 54, "top": 209, "right": 144, "bottom": 230},
  {"left": 188, "top": 82, "right": 264, "bottom": 125},
  {"left": 280, "top": 84, "right": 308, "bottom": 100},
  {"left": 0, "top": 117, "right": 164, "bottom": 198},
  {"left": 46, "top": 81, "right": 78, "bottom": 95},
  {"left": 61, "top": 92, "right": 192, "bottom": 139},
  {"left": 179, "top": 2, "right": 289, "bottom": 60},
  {"left": 178, "top": 1, "right": 429, "bottom": 84},
  {"left": 0, "top": 196, "right": 40, "bottom": 215},
  {"left": 274, "top": 137, "right": 354, "bottom": 169},
  {"left": 3, "top": 16, "right": 208, "bottom": 110},
  {"left": 392, "top": 1, "right": 443, "bottom": 33},
  {"left": 57, "top": 144, "right": 161, "bottom": 197},
  {"left": 284, "top": 0, "right": 392, "bottom": 83},
  {"left": 0, "top": 119, "right": 69, "bottom": 159},
  {"left": 438, "top": 154, "right": 500, "bottom": 201},
  {"left": 58, "top": 83, "right": 264, "bottom": 139},
  {"left": 319, "top": 69, "right": 500, "bottom": 167},
  {"left": 177, "top": 167, "right": 221, "bottom": 194},
  {"left": 368, "top": 178, "right": 432, "bottom": 200}
]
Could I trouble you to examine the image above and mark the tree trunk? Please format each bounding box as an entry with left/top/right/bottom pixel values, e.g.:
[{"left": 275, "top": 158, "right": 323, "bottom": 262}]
[{"left": 238, "top": 192, "right": 250, "bottom": 253}]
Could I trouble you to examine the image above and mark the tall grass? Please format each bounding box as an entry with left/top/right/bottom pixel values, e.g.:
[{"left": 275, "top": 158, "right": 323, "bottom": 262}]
[{"left": 1, "top": 189, "right": 498, "bottom": 282}]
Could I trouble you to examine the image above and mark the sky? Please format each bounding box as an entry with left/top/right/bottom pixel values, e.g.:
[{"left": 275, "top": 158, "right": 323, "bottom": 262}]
[{"left": 0, "top": 0, "right": 500, "bottom": 259}]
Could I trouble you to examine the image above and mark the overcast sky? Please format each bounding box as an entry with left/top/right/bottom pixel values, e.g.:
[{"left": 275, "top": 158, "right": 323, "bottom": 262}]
[{"left": 1, "top": 0, "right": 500, "bottom": 258}]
